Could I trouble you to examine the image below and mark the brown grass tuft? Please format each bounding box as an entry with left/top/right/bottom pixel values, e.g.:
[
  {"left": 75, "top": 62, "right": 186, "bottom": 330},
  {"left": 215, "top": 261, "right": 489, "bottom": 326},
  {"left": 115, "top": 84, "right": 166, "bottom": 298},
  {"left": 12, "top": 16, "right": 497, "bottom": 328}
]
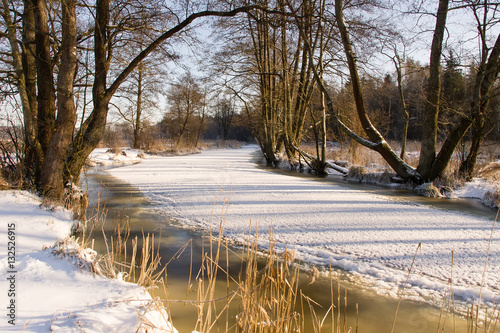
[{"left": 0, "top": 171, "right": 9, "bottom": 190}]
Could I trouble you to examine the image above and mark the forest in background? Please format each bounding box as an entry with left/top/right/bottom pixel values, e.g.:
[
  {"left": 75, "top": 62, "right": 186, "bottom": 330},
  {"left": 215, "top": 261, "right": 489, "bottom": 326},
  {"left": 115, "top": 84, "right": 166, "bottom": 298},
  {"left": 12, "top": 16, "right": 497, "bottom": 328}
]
[{"left": 0, "top": 0, "right": 499, "bottom": 201}]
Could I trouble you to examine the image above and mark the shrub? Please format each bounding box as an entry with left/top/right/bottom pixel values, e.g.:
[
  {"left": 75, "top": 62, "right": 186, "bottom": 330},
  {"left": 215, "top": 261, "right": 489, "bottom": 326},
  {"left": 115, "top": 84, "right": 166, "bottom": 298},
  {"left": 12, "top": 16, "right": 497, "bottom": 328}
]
[
  {"left": 481, "top": 189, "right": 500, "bottom": 208},
  {"left": 346, "top": 166, "right": 367, "bottom": 182},
  {"left": 415, "top": 183, "right": 443, "bottom": 198}
]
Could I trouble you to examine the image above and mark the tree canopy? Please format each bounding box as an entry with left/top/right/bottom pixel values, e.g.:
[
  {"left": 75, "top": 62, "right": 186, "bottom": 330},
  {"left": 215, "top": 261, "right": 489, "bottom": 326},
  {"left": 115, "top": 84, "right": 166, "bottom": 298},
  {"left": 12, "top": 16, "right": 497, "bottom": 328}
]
[{"left": 0, "top": 0, "right": 499, "bottom": 200}]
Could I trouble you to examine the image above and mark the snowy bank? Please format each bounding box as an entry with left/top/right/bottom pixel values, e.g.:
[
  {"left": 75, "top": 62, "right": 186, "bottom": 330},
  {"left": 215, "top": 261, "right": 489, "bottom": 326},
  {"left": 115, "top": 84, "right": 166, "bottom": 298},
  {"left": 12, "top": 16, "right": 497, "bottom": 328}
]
[
  {"left": 105, "top": 145, "right": 499, "bottom": 314},
  {"left": 0, "top": 190, "right": 176, "bottom": 332}
]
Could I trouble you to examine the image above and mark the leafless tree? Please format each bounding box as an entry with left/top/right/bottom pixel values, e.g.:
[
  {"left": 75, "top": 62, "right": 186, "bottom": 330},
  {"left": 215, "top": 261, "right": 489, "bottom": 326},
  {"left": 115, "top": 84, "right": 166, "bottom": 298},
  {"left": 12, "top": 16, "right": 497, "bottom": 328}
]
[
  {"left": 458, "top": 0, "right": 500, "bottom": 180},
  {"left": 0, "top": 0, "right": 258, "bottom": 199},
  {"left": 214, "top": 97, "right": 235, "bottom": 141},
  {"left": 113, "top": 43, "right": 169, "bottom": 149},
  {"left": 165, "top": 72, "right": 205, "bottom": 146}
]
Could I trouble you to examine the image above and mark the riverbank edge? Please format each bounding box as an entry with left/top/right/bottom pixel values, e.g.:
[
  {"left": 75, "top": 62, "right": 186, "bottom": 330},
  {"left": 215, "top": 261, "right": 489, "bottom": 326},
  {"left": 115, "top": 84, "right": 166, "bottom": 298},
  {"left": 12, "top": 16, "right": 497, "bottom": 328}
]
[{"left": 0, "top": 189, "right": 177, "bottom": 332}]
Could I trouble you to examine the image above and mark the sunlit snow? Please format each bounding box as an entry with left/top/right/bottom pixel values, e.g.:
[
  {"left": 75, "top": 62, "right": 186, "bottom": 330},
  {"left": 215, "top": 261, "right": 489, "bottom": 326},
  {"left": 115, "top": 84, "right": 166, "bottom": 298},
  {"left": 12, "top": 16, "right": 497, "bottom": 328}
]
[{"left": 108, "top": 145, "right": 499, "bottom": 311}]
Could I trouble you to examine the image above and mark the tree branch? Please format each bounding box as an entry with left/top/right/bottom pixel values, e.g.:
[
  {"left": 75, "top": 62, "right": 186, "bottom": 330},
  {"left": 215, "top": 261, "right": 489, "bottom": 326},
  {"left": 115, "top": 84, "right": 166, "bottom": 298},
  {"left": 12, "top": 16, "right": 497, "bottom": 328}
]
[{"left": 106, "top": 5, "right": 259, "bottom": 98}]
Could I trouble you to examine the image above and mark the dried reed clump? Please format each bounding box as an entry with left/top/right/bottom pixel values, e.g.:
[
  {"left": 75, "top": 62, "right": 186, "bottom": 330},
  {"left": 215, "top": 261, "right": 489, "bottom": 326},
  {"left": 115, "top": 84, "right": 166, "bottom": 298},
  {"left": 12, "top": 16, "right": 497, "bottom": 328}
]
[
  {"left": 479, "top": 162, "right": 500, "bottom": 182},
  {"left": 48, "top": 215, "right": 166, "bottom": 290},
  {"left": 415, "top": 182, "right": 443, "bottom": 198},
  {"left": 433, "top": 173, "right": 466, "bottom": 190},
  {"left": 0, "top": 172, "right": 9, "bottom": 190},
  {"left": 96, "top": 216, "right": 166, "bottom": 287},
  {"left": 106, "top": 147, "right": 122, "bottom": 155},
  {"left": 187, "top": 221, "right": 356, "bottom": 333},
  {"left": 144, "top": 139, "right": 203, "bottom": 156},
  {"left": 346, "top": 166, "right": 367, "bottom": 182},
  {"left": 191, "top": 230, "right": 305, "bottom": 333},
  {"left": 481, "top": 190, "right": 500, "bottom": 208},
  {"left": 215, "top": 140, "right": 242, "bottom": 149},
  {"left": 234, "top": 241, "right": 301, "bottom": 332},
  {"left": 356, "top": 170, "right": 395, "bottom": 186}
]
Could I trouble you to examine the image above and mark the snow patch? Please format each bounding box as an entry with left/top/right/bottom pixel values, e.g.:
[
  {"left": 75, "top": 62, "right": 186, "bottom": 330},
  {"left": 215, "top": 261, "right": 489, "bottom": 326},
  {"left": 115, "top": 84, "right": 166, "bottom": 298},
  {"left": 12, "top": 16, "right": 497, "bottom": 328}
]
[{"left": 0, "top": 190, "right": 175, "bottom": 332}]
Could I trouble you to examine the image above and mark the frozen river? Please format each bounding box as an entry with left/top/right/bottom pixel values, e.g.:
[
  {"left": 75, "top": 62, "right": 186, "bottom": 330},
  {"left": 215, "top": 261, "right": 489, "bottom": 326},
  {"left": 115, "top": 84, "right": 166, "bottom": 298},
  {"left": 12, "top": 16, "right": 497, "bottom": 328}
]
[{"left": 92, "top": 144, "right": 499, "bottom": 327}]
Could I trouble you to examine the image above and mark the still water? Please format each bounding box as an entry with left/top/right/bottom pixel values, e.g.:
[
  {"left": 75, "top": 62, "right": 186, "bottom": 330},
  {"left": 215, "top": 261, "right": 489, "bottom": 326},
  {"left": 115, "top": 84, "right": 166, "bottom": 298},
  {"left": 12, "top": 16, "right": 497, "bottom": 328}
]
[{"left": 83, "top": 170, "right": 497, "bottom": 333}]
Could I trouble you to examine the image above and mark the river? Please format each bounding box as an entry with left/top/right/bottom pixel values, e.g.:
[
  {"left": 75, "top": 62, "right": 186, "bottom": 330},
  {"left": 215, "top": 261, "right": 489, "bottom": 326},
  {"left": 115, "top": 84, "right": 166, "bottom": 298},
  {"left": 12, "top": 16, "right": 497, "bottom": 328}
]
[{"left": 82, "top": 166, "right": 499, "bottom": 332}]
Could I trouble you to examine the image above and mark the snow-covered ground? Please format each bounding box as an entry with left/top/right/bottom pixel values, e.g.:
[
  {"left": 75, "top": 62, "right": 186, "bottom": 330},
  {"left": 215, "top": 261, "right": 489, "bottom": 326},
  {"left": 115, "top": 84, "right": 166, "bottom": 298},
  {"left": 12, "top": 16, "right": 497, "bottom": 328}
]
[
  {"left": 105, "top": 145, "right": 499, "bottom": 313},
  {"left": 0, "top": 191, "right": 176, "bottom": 332}
]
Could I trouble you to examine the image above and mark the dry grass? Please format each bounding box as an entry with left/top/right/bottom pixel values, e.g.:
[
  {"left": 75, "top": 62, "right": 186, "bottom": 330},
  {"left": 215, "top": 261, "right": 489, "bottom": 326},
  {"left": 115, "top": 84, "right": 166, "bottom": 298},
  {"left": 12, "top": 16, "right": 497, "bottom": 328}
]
[
  {"left": 215, "top": 140, "right": 243, "bottom": 149},
  {"left": 0, "top": 171, "right": 9, "bottom": 190},
  {"left": 143, "top": 138, "right": 245, "bottom": 155},
  {"left": 231, "top": 232, "right": 302, "bottom": 332},
  {"left": 479, "top": 162, "right": 500, "bottom": 182},
  {"left": 185, "top": 229, "right": 356, "bottom": 333},
  {"left": 164, "top": 192, "right": 357, "bottom": 333},
  {"left": 144, "top": 138, "right": 204, "bottom": 155},
  {"left": 299, "top": 141, "right": 401, "bottom": 172},
  {"left": 94, "top": 214, "right": 166, "bottom": 287},
  {"left": 76, "top": 196, "right": 166, "bottom": 288}
]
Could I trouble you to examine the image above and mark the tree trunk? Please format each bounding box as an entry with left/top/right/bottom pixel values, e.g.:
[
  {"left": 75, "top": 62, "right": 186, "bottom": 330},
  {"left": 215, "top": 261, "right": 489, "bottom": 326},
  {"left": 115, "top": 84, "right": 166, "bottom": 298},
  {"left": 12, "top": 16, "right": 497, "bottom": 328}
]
[
  {"left": 65, "top": 0, "right": 111, "bottom": 185},
  {"left": 176, "top": 97, "right": 192, "bottom": 146},
  {"left": 1, "top": 0, "right": 43, "bottom": 184},
  {"left": 334, "top": 0, "right": 422, "bottom": 183},
  {"left": 194, "top": 94, "right": 206, "bottom": 148},
  {"left": 248, "top": 6, "right": 280, "bottom": 165},
  {"left": 416, "top": 0, "right": 449, "bottom": 180},
  {"left": 39, "top": 0, "right": 77, "bottom": 199},
  {"left": 319, "top": 4, "right": 327, "bottom": 173},
  {"left": 133, "top": 62, "right": 143, "bottom": 149},
  {"left": 430, "top": 116, "right": 471, "bottom": 179},
  {"left": 22, "top": 1, "right": 37, "bottom": 117},
  {"left": 22, "top": 0, "right": 43, "bottom": 182},
  {"left": 459, "top": 119, "right": 483, "bottom": 181},
  {"left": 392, "top": 54, "right": 409, "bottom": 161},
  {"left": 411, "top": 0, "right": 470, "bottom": 181},
  {"left": 459, "top": 33, "right": 500, "bottom": 180},
  {"left": 34, "top": 0, "right": 56, "bottom": 155}
]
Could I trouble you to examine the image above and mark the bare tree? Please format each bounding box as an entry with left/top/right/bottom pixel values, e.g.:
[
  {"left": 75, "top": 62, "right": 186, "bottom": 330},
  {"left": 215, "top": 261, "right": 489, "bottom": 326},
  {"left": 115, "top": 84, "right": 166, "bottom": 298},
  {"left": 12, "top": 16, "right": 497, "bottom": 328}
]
[
  {"left": 327, "top": 0, "right": 420, "bottom": 181},
  {"left": 214, "top": 97, "right": 235, "bottom": 141},
  {"left": 0, "top": 0, "right": 259, "bottom": 199},
  {"left": 382, "top": 42, "right": 411, "bottom": 161},
  {"left": 214, "top": 0, "right": 330, "bottom": 168},
  {"left": 165, "top": 72, "right": 205, "bottom": 146},
  {"left": 415, "top": 0, "right": 456, "bottom": 180},
  {"left": 459, "top": 1, "right": 500, "bottom": 180},
  {"left": 114, "top": 48, "right": 168, "bottom": 149},
  {"left": 303, "top": 0, "right": 491, "bottom": 182}
]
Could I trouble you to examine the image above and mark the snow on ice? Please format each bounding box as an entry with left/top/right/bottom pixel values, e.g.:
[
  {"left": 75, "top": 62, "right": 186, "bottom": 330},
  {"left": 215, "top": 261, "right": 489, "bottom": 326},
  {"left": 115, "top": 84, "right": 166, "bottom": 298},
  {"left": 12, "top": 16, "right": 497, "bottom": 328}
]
[{"left": 107, "top": 145, "right": 499, "bottom": 312}]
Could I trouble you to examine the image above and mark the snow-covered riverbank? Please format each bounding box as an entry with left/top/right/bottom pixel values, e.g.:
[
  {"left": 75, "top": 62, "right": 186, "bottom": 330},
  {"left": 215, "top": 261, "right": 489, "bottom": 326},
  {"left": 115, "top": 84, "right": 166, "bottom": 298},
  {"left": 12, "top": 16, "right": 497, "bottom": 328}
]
[
  {"left": 0, "top": 191, "right": 176, "bottom": 332},
  {"left": 107, "top": 144, "right": 499, "bottom": 313}
]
